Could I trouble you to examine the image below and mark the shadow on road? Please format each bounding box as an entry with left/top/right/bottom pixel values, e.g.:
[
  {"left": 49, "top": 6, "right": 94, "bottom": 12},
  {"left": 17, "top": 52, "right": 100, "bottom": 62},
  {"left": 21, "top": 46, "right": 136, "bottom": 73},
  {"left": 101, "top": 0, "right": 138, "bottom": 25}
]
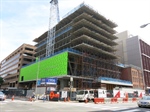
[{"left": 88, "top": 107, "right": 150, "bottom": 112}]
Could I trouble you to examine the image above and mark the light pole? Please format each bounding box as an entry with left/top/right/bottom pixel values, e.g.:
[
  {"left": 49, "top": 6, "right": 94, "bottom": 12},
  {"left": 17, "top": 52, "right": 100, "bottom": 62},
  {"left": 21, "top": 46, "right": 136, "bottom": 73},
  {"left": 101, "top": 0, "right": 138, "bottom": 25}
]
[
  {"left": 35, "top": 57, "right": 40, "bottom": 95},
  {"left": 70, "top": 76, "right": 73, "bottom": 100},
  {"left": 140, "top": 23, "right": 150, "bottom": 28}
]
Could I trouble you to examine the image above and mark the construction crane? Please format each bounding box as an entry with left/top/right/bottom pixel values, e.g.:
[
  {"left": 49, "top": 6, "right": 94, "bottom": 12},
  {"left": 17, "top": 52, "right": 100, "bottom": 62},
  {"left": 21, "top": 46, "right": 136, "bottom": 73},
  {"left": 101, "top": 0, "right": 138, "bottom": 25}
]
[{"left": 46, "top": 0, "right": 60, "bottom": 57}]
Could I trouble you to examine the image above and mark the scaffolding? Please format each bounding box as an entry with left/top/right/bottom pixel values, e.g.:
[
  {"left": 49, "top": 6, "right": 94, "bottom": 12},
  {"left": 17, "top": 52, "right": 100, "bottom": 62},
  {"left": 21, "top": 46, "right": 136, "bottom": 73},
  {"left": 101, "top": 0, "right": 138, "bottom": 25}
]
[{"left": 34, "top": 3, "right": 121, "bottom": 90}]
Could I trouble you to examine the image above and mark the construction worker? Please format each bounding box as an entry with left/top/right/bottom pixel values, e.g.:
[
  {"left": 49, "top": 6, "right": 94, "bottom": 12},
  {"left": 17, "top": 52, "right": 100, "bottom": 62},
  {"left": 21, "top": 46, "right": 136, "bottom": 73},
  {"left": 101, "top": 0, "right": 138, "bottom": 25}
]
[
  {"left": 31, "top": 92, "right": 36, "bottom": 102},
  {"left": 94, "top": 90, "right": 98, "bottom": 98}
]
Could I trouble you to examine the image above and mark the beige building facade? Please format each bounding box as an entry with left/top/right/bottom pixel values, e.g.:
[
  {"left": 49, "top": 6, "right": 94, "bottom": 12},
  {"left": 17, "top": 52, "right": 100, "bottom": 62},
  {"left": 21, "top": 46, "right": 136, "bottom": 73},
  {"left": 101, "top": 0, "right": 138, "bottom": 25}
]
[{"left": 0, "top": 44, "right": 36, "bottom": 89}]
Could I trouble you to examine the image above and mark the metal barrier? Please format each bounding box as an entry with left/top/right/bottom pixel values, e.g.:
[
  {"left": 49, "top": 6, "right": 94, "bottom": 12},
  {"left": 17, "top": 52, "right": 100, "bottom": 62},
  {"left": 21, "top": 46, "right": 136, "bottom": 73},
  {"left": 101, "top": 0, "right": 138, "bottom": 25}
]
[
  {"left": 111, "top": 98, "right": 118, "bottom": 103},
  {"left": 91, "top": 97, "right": 139, "bottom": 104},
  {"left": 104, "top": 98, "right": 111, "bottom": 103},
  {"left": 117, "top": 98, "right": 122, "bottom": 103},
  {"left": 132, "top": 98, "right": 137, "bottom": 102},
  {"left": 94, "top": 98, "right": 105, "bottom": 104},
  {"left": 123, "top": 98, "right": 128, "bottom": 103}
]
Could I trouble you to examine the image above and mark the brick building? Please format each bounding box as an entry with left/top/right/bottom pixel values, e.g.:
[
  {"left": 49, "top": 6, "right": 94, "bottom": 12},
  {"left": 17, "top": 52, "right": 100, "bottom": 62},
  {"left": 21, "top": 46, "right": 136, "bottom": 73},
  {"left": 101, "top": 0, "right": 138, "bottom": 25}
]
[
  {"left": 115, "top": 31, "right": 150, "bottom": 91},
  {"left": 140, "top": 40, "right": 150, "bottom": 90},
  {"left": 121, "top": 65, "right": 144, "bottom": 89}
]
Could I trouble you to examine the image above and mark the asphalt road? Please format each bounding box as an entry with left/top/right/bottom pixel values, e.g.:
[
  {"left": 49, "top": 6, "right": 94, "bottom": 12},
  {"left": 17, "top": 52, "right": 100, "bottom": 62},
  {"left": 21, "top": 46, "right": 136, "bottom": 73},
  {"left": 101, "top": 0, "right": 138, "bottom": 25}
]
[{"left": 0, "top": 99, "right": 150, "bottom": 112}]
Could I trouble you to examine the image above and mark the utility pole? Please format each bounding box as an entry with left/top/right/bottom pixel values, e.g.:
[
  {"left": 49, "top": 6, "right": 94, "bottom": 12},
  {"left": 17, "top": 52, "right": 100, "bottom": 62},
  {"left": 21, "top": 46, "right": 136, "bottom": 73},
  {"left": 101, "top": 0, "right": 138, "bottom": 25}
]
[
  {"left": 70, "top": 76, "right": 73, "bottom": 100},
  {"left": 35, "top": 57, "right": 40, "bottom": 95}
]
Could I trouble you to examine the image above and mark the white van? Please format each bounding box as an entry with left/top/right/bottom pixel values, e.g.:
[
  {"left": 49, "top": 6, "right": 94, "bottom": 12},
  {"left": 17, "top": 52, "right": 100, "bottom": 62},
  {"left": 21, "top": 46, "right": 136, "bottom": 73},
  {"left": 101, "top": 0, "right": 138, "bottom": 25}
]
[{"left": 76, "top": 90, "right": 94, "bottom": 102}]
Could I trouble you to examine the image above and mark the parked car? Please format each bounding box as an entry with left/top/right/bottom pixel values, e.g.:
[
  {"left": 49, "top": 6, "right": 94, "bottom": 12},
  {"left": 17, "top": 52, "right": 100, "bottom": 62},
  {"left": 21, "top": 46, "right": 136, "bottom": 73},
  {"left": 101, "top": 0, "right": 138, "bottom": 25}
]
[
  {"left": 137, "top": 95, "right": 150, "bottom": 107},
  {"left": 76, "top": 89, "right": 94, "bottom": 102},
  {"left": 0, "top": 91, "right": 6, "bottom": 101}
]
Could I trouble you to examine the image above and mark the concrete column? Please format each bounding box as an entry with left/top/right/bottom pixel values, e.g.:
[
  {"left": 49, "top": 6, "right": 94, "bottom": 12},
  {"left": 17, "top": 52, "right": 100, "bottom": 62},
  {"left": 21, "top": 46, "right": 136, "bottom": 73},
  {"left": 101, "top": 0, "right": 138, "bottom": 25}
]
[{"left": 60, "top": 79, "right": 65, "bottom": 90}]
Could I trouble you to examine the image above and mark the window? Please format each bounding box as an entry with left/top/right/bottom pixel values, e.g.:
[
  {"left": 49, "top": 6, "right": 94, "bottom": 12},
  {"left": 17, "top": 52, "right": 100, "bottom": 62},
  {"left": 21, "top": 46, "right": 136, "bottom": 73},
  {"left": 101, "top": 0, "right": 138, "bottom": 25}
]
[
  {"left": 25, "top": 47, "right": 33, "bottom": 51},
  {"left": 21, "top": 76, "right": 24, "bottom": 81},
  {"left": 85, "top": 91, "right": 88, "bottom": 94},
  {"left": 89, "top": 91, "right": 94, "bottom": 94}
]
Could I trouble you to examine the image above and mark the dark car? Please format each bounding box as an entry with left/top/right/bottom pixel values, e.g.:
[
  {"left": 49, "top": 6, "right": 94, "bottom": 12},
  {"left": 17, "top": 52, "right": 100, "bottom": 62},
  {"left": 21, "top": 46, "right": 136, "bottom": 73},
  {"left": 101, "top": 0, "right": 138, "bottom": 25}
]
[{"left": 0, "top": 92, "right": 6, "bottom": 101}]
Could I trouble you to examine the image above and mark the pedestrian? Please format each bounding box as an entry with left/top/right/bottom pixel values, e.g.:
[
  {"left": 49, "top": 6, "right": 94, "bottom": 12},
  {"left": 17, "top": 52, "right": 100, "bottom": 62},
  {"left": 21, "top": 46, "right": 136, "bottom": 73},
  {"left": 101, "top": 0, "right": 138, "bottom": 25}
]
[
  {"left": 43, "top": 93, "right": 46, "bottom": 102},
  {"left": 94, "top": 90, "right": 98, "bottom": 98},
  {"left": 47, "top": 93, "right": 49, "bottom": 101},
  {"left": 31, "top": 92, "right": 36, "bottom": 102}
]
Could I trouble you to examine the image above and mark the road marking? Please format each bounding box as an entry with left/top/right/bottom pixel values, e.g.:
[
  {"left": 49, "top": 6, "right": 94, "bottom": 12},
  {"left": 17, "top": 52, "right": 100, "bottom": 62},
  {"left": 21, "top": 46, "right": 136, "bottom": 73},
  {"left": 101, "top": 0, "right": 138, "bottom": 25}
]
[
  {"left": 3, "top": 109, "right": 30, "bottom": 112},
  {"left": 29, "top": 108, "right": 35, "bottom": 110},
  {"left": 120, "top": 109, "right": 142, "bottom": 112},
  {"left": 66, "top": 102, "right": 142, "bottom": 112},
  {"left": 0, "top": 101, "right": 8, "bottom": 104},
  {"left": 71, "top": 103, "right": 125, "bottom": 110},
  {"left": 3, "top": 110, "right": 14, "bottom": 111}
]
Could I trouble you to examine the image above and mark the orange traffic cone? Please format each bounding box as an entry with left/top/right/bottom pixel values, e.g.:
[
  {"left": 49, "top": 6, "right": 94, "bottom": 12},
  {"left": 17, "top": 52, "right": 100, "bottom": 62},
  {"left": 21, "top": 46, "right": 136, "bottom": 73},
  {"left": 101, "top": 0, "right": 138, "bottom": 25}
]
[
  {"left": 64, "top": 97, "right": 66, "bottom": 102},
  {"left": 68, "top": 97, "right": 70, "bottom": 102},
  {"left": 85, "top": 99, "right": 88, "bottom": 103},
  {"left": 12, "top": 95, "right": 14, "bottom": 101},
  {"left": 29, "top": 97, "right": 32, "bottom": 102}
]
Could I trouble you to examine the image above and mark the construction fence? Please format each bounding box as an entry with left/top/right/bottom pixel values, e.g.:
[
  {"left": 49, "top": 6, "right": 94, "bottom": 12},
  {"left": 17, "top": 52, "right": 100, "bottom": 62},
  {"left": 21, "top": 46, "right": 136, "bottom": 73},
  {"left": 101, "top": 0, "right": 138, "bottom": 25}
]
[{"left": 93, "top": 97, "right": 140, "bottom": 104}]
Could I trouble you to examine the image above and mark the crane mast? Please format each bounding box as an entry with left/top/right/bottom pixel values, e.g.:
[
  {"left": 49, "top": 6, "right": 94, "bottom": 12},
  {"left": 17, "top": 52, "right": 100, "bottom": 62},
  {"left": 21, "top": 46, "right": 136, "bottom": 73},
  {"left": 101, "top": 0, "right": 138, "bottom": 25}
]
[{"left": 46, "top": 0, "right": 60, "bottom": 57}]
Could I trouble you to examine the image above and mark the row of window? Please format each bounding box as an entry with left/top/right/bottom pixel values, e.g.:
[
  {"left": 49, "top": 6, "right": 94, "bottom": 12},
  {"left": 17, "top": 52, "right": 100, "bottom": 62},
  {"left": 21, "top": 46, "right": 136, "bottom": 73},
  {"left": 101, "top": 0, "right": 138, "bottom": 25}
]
[
  {"left": 144, "top": 72, "right": 150, "bottom": 86},
  {"left": 1, "top": 54, "right": 20, "bottom": 68},
  {"left": 0, "top": 65, "right": 18, "bottom": 75},
  {"left": 140, "top": 40, "right": 150, "bottom": 56},
  {"left": 0, "top": 59, "right": 19, "bottom": 71},
  {"left": 142, "top": 55, "right": 150, "bottom": 70},
  {"left": 133, "top": 85, "right": 143, "bottom": 89},
  {"left": 5, "top": 75, "right": 18, "bottom": 80},
  {"left": 0, "top": 70, "right": 18, "bottom": 77},
  {"left": 25, "top": 47, "right": 34, "bottom": 51},
  {"left": 132, "top": 77, "right": 139, "bottom": 83}
]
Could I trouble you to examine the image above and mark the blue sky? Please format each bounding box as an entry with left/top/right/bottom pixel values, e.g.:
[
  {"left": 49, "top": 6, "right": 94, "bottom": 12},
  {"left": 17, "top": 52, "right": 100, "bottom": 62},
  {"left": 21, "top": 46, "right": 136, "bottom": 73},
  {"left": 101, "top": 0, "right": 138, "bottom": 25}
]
[{"left": 0, "top": 0, "right": 150, "bottom": 62}]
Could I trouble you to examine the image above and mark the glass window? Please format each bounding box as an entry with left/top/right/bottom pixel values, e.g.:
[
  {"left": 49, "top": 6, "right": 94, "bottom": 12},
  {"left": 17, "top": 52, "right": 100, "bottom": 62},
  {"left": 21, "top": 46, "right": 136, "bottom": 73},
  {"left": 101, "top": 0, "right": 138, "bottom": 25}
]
[
  {"left": 89, "top": 91, "right": 94, "bottom": 94},
  {"left": 77, "top": 90, "right": 84, "bottom": 95},
  {"left": 142, "top": 96, "right": 150, "bottom": 100},
  {"left": 85, "top": 91, "right": 88, "bottom": 94}
]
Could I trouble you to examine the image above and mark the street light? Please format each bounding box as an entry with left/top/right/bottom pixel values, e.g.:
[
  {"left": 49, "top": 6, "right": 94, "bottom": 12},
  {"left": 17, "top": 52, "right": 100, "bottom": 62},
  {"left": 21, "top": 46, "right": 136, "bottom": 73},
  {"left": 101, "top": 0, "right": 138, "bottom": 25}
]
[
  {"left": 140, "top": 23, "right": 150, "bottom": 28},
  {"left": 70, "top": 76, "right": 73, "bottom": 100},
  {"left": 35, "top": 57, "right": 40, "bottom": 95}
]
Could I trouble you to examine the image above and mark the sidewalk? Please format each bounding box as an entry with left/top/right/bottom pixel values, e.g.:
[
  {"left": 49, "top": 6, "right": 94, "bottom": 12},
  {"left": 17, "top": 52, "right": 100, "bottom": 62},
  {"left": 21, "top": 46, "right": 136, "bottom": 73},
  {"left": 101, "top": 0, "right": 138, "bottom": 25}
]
[
  {"left": 6, "top": 96, "right": 28, "bottom": 101},
  {"left": 6, "top": 96, "right": 77, "bottom": 103}
]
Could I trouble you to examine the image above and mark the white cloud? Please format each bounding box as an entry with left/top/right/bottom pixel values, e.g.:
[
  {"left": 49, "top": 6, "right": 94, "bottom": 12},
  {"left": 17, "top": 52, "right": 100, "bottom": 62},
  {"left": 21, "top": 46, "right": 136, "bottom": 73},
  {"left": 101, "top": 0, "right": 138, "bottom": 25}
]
[{"left": 0, "top": 1, "right": 50, "bottom": 61}]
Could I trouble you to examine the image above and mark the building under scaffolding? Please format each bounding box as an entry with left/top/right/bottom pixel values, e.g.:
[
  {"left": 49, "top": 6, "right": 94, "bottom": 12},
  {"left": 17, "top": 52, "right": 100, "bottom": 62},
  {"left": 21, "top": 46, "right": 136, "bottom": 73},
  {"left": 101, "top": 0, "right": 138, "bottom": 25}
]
[{"left": 32, "top": 3, "right": 131, "bottom": 90}]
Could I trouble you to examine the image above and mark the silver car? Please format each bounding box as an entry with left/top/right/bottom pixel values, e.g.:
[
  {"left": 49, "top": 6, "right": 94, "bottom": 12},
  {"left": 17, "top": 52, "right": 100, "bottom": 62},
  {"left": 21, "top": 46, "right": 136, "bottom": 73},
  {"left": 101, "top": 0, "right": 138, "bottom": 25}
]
[
  {"left": 0, "top": 92, "right": 6, "bottom": 101},
  {"left": 137, "top": 95, "right": 150, "bottom": 107}
]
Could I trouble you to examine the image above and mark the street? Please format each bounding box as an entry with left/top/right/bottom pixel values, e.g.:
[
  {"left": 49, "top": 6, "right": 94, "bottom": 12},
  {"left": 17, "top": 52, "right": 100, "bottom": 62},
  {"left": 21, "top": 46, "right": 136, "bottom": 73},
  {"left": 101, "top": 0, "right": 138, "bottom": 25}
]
[{"left": 0, "top": 99, "right": 150, "bottom": 112}]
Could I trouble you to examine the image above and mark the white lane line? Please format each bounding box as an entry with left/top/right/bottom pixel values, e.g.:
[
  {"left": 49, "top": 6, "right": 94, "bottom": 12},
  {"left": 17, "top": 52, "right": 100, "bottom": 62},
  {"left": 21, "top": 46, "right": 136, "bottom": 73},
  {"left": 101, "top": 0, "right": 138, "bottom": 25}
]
[
  {"left": 3, "top": 110, "right": 14, "bottom": 111},
  {"left": 29, "top": 108, "right": 35, "bottom": 110},
  {"left": 120, "top": 109, "right": 141, "bottom": 112},
  {"left": 0, "top": 101, "right": 7, "bottom": 104},
  {"left": 4, "top": 110, "right": 27, "bottom": 112},
  {"left": 80, "top": 104, "right": 122, "bottom": 110}
]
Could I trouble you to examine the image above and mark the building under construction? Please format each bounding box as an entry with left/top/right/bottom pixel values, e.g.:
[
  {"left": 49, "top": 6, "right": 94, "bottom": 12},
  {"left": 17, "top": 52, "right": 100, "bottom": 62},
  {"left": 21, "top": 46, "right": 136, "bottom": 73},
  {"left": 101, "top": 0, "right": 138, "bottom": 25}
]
[{"left": 32, "top": 3, "right": 128, "bottom": 90}]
